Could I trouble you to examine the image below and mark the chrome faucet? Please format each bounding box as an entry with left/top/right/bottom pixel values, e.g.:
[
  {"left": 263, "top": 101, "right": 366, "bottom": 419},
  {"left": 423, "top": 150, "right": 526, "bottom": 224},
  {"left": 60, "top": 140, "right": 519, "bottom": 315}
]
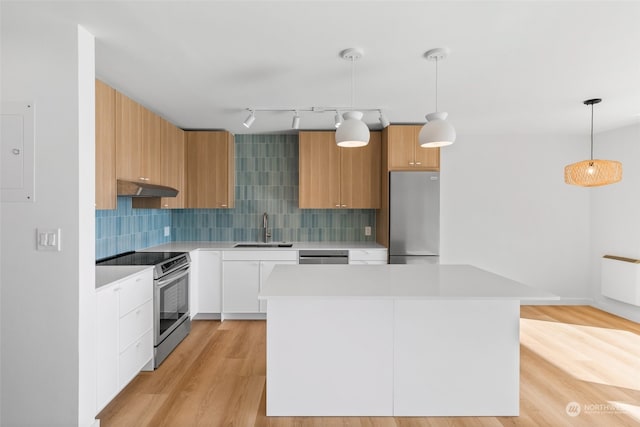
[{"left": 263, "top": 212, "right": 271, "bottom": 243}]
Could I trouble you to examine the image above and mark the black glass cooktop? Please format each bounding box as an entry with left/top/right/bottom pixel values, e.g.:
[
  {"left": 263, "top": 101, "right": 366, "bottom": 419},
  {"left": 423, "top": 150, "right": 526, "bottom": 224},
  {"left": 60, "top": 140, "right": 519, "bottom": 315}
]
[{"left": 96, "top": 251, "right": 187, "bottom": 266}]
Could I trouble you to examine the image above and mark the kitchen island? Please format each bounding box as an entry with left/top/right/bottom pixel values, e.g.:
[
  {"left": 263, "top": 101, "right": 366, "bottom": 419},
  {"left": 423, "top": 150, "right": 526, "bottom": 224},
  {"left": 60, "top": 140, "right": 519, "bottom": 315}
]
[{"left": 259, "top": 264, "right": 558, "bottom": 417}]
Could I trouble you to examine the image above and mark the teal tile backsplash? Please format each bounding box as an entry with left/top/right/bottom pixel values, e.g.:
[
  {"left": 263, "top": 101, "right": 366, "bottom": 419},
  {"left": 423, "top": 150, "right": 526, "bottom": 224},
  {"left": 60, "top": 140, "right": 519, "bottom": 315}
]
[
  {"left": 95, "top": 197, "right": 171, "bottom": 259},
  {"left": 96, "top": 134, "right": 376, "bottom": 258},
  {"left": 171, "top": 134, "right": 376, "bottom": 242}
]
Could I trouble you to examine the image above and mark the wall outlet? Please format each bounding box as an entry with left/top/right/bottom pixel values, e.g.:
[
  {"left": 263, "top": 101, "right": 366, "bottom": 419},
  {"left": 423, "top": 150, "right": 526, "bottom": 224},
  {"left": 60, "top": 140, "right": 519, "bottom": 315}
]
[
  {"left": 364, "top": 226, "right": 372, "bottom": 236},
  {"left": 164, "top": 226, "right": 171, "bottom": 237}
]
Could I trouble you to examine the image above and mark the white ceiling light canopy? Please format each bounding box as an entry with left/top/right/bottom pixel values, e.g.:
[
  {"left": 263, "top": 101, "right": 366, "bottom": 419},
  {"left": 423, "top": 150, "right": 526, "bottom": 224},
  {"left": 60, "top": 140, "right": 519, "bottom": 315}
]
[
  {"left": 335, "top": 48, "right": 370, "bottom": 147},
  {"left": 419, "top": 47, "right": 456, "bottom": 148}
]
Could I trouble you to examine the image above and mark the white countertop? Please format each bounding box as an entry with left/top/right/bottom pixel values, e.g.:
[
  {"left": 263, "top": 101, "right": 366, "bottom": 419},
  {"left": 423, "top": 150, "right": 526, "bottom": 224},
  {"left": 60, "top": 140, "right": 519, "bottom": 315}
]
[
  {"left": 259, "top": 264, "right": 558, "bottom": 300},
  {"left": 95, "top": 265, "right": 153, "bottom": 289},
  {"left": 143, "top": 241, "right": 386, "bottom": 252}
]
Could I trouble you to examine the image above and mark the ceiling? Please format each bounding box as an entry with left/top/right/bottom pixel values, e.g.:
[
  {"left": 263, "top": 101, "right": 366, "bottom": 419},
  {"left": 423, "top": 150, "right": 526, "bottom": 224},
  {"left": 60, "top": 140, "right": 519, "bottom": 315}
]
[{"left": 13, "top": 1, "right": 640, "bottom": 137}]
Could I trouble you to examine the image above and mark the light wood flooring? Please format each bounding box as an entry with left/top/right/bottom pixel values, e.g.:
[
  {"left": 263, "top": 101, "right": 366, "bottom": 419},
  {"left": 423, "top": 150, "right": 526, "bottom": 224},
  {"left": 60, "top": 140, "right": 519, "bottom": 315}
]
[{"left": 97, "top": 306, "right": 640, "bottom": 426}]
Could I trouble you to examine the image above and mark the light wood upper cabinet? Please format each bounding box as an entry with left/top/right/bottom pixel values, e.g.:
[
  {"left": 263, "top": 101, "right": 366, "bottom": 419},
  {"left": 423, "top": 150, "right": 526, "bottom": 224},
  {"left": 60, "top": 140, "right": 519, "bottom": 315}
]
[
  {"left": 140, "top": 106, "right": 162, "bottom": 183},
  {"left": 115, "top": 91, "right": 143, "bottom": 182},
  {"left": 95, "top": 80, "right": 117, "bottom": 210},
  {"left": 386, "top": 125, "right": 439, "bottom": 171},
  {"left": 340, "top": 132, "right": 381, "bottom": 209},
  {"left": 299, "top": 132, "right": 341, "bottom": 208},
  {"left": 133, "top": 118, "right": 185, "bottom": 209},
  {"left": 185, "top": 131, "right": 235, "bottom": 209},
  {"left": 299, "top": 131, "right": 381, "bottom": 209},
  {"left": 116, "top": 92, "right": 162, "bottom": 184},
  {"left": 160, "top": 121, "right": 185, "bottom": 209}
]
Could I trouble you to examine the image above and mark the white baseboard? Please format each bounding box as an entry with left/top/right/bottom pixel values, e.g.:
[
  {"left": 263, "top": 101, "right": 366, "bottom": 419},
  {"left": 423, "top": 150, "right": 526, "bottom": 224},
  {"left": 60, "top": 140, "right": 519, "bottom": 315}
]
[
  {"left": 221, "top": 313, "right": 267, "bottom": 321},
  {"left": 193, "top": 313, "right": 221, "bottom": 320},
  {"left": 593, "top": 299, "right": 640, "bottom": 323},
  {"left": 522, "top": 297, "right": 593, "bottom": 306}
]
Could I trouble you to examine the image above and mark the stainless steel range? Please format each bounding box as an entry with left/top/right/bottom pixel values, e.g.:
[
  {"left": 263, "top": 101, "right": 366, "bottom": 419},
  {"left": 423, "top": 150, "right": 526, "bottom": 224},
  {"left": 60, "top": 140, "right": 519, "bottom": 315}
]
[{"left": 97, "top": 251, "right": 191, "bottom": 367}]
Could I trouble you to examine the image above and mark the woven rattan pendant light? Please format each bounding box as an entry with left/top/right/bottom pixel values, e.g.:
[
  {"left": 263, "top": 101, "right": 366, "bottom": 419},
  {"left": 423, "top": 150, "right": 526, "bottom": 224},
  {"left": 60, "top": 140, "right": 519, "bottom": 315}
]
[{"left": 564, "top": 99, "right": 622, "bottom": 187}]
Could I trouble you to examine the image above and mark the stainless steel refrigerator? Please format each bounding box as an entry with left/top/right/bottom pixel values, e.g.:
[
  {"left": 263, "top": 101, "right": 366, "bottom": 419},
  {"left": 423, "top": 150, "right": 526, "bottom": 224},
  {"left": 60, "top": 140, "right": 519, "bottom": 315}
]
[{"left": 389, "top": 171, "right": 440, "bottom": 264}]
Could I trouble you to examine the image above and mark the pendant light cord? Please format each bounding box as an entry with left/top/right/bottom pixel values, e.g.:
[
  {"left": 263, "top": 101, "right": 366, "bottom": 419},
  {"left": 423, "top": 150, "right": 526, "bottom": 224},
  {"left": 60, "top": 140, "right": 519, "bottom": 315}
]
[
  {"left": 590, "top": 102, "right": 594, "bottom": 160},
  {"left": 435, "top": 57, "right": 439, "bottom": 112},
  {"left": 350, "top": 56, "right": 355, "bottom": 107}
]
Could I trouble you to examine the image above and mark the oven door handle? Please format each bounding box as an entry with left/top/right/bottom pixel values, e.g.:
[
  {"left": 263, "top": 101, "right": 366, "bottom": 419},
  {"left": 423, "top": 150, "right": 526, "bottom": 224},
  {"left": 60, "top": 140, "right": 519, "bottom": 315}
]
[{"left": 155, "top": 266, "right": 190, "bottom": 289}]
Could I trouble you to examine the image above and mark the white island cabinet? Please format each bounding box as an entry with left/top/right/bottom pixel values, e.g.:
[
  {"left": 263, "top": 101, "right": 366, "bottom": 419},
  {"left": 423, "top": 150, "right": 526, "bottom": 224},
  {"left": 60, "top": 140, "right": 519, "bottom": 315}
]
[
  {"left": 95, "top": 267, "right": 153, "bottom": 414},
  {"left": 259, "top": 264, "right": 558, "bottom": 417}
]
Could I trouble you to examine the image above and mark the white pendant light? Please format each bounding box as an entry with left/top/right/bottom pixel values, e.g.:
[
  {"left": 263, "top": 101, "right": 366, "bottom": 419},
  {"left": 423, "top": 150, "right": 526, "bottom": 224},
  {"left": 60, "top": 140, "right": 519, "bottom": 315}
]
[
  {"left": 336, "top": 48, "right": 369, "bottom": 147},
  {"left": 336, "top": 111, "right": 370, "bottom": 147},
  {"left": 419, "top": 48, "right": 456, "bottom": 148}
]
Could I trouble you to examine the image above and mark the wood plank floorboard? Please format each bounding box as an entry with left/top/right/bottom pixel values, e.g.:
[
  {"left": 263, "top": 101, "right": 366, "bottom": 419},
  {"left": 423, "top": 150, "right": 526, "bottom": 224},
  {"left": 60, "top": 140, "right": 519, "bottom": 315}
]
[{"left": 97, "top": 306, "right": 640, "bottom": 427}]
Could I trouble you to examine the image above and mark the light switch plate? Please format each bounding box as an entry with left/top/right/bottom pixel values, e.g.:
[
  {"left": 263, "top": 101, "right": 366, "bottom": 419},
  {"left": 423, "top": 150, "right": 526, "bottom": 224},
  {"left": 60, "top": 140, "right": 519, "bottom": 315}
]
[
  {"left": 37, "top": 228, "right": 61, "bottom": 251},
  {"left": 164, "top": 226, "right": 171, "bottom": 237},
  {"left": 365, "top": 226, "right": 372, "bottom": 236}
]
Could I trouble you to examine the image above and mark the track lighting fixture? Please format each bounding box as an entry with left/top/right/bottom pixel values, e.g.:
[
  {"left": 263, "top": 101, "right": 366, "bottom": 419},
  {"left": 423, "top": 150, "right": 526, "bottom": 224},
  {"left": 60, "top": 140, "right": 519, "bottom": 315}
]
[
  {"left": 243, "top": 110, "right": 256, "bottom": 128},
  {"left": 241, "top": 49, "right": 385, "bottom": 133},
  {"left": 291, "top": 111, "right": 300, "bottom": 130},
  {"left": 379, "top": 110, "right": 390, "bottom": 128}
]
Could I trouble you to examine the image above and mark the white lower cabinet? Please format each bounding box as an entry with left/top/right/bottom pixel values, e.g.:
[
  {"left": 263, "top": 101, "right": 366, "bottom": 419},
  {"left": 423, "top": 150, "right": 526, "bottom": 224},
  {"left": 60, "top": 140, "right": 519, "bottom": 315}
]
[
  {"left": 222, "top": 250, "right": 297, "bottom": 316},
  {"left": 95, "top": 268, "right": 153, "bottom": 414},
  {"left": 349, "top": 249, "right": 387, "bottom": 265},
  {"left": 198, "top": 250, "right": 222, "bottom": 314},
  {"left": 223, "top": 260, "right": 261, "bottom": 313}
]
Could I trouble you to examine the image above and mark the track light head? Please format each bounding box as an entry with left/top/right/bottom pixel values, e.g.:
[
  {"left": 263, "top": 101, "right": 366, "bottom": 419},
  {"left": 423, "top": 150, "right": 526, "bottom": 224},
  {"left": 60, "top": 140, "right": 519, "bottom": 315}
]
[
  {"left": 292, "top": 111, "right": 300, "bottom": 129},
  {"left": 379, "top": 110, "right": 390, "bottom": 128},
  {"left": 334, "top": 111, "right": 343, "bottom": 128},
  {"left": 243, "top": 110, "right": 256, "bottom": 128}
]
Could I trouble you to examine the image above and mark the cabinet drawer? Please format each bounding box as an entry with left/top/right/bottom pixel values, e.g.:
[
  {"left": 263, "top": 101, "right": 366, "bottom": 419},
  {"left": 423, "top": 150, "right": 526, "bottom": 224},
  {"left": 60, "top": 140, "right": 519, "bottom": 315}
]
[
  {"left": 119, "top": 300, "right": 152, "bottom": 352},
  {"left": 118, "top": 329, "right": 153, "bottom": 388},
  {"left": 349, "top": 249, "right": 387, "bottom": 261},
  {"left": 223, "top": 250, "right": 297, "bottom": 261},
  {"left": 119, "top": 269, "right": 153, "bottom": 316}
]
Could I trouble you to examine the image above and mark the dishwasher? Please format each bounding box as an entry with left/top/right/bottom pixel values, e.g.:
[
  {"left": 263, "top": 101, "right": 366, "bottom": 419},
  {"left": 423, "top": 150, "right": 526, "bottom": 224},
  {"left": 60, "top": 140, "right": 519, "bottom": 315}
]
[{"left": 298, "top": 250, "right": 349, "bottom": 264}]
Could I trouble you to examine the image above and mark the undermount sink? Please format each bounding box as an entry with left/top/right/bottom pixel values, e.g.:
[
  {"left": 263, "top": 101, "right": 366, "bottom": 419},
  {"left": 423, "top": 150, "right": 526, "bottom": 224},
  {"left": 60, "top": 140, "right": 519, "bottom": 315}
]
[{"left": 234, "top": 242, "right": 294, "bottom": 248}]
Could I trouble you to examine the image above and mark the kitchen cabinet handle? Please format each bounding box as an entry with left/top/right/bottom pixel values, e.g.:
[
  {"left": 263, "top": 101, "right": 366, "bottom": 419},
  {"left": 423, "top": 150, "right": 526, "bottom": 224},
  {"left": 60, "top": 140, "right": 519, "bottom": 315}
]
[
  {"left": 341, "top": 204, "right": 347, "bottom": 208},
  {"left": 163, "top": 204, "right": 169, "bottom": 208},
  {"left": 335, "top": 204, "right": 340, "bottom": 207},
  {"left": 113, "top": 287, "right": 121, "bottom": 292},
  {"left": 221, "top": 204, "right": 227, "bottom": 207},
  {"left": 409, "top": 162, "right": 415, "bottom": 165},
  {"left": 416, "top": 162, "right": 422, "bottom": 165}
]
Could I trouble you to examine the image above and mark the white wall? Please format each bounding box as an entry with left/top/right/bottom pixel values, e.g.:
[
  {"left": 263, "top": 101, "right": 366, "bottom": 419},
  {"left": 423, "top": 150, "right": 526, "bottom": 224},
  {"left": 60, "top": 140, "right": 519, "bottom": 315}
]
[
  {"left": 589, "top": 123, "right": 640, "bottom": 322},
  {"left": 440, "top": 134, "right": 592, "bottom": 301},
  {"left": 1, "top": 4, "right": 96, "bottom": 426}
]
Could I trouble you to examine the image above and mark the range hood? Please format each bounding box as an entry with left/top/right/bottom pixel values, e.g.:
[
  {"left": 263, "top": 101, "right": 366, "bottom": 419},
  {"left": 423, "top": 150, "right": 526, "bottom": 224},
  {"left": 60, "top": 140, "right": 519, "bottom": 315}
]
[{"left": 117, "top": 180, "right": 179, "bottom": 198}]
